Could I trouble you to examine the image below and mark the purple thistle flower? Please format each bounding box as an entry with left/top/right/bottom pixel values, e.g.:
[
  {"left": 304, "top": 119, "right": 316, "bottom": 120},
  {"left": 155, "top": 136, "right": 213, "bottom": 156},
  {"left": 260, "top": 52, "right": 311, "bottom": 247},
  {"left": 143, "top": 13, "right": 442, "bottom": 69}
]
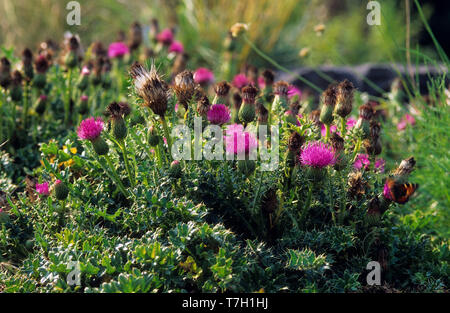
[
  {"left": 207, "top": 104, "right": 231, "bottom": 125},
  {"left": 156, "top": 28, "right": 174, "bottom": 45},
  {"left": 300, "top": 141, "right": 336, "bottom": 168},
  {"left": 383, "top": 182, "right": 392, "bottom": 200},
  {"left": 36, "top": 182, "right": 50, "bottom": 196},
  {"left": 194, "top": 67, "right": 215, "bottom": 85},
  {"left": 232, "top": 73, "right": 249, "bottom": 89},
  {"left": 354, "top": 154, "right": 385, "bottom": 173},
  {"left": 346, "top": 116, "right": 357, "bottom": 129},
  {"left": 225, "top": 124, "right": 257, "bottom": 155},
  {"left": 287, "top": 85, "right": 302, "bottom": 99},
  {"left": 169, "top": 40, "right": 184, "bottom": 54},
  {"left": 77, "top": 117, "right": 104, "bottom": 141},
  {"left": 108, "top": 42, "right": 130, "bottom": 58}
]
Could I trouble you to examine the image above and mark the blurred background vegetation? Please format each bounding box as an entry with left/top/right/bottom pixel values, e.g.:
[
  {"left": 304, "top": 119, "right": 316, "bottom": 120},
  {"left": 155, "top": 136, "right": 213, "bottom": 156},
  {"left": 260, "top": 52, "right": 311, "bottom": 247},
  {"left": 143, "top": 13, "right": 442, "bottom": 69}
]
[{"left": 0, "top": 0, "right": 447, "bottom": 69}]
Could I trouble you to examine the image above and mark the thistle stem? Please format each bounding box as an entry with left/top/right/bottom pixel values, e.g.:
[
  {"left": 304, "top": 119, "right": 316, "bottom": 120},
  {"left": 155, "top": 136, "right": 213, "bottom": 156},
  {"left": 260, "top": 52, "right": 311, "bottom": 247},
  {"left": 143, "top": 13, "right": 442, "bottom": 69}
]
[
  {"left": 23, "top": 82, "right": 30, "bottom": 129},
  {"left": 103, "top": 154, "right": 130, "bottom": 198},
  {"left": 161, "top": 117, "right": 172, "bottom": 160},
  {"left": 64, "top": 68, "right": 72, "bottom": 126},
  {"left": 340, "top": 117, "right": 346, "bottom": 137},
  {"left": 351, "top": 138, "right": 362, "bottom": 163},
  {"left": 119, "top": 139, "right": 135, "bottom": 187},
  {"left": 325, "top": 123, "right": 331, "bottom": 141}
]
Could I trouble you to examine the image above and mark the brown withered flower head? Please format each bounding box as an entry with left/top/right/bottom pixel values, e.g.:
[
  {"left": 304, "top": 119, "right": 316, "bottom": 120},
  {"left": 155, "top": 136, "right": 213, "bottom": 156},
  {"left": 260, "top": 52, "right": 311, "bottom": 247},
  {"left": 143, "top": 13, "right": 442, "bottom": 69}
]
[
  {"left": 242, "top": 85, "right": 258, "bottom": 104},
  {"left": 255, "top": 99, "right": 268, "bottom": 123},
  {"left": 11, "top": 70, "right": 23, "bottom": 86},
  {"left": 106, "top": 101, "right": 131, "bottom": 120},
  {"left": 288, "top": 131, "right": 305, "bottom": 153},
  {"left": 309, "top": 109, "right": 321, "bottom": 126},
  {"left": 128, "top": 21, "right": 143, "bottom": 52},
  {"left": 348, "top": 171, "right": 369, "bottom": 199},
  {"left": 22, "top": 48, "right": 34, "bottom": 80},
  {"left": 0, "top": 57, "right": 11, "bottom": 89},
  {"left": 273, "top": 81, "right": 289, "bottom": 97},
  {"left": 34, "top": 55, "right": 50, "bottom": 74},
  {"left": 172, "top": 52, "right": 189, "bottom": 77},
  {"left": 67, "top": 35, "right": 80, "bottom": 51},
  {"left": 173, "top": 70, "right": 196, "bottom": 110},
  {"left": 91, "top": 41, "right": 107, "bottom": 58},
  {"left": 335, "top": 79, "right": 354, "bottom": 118},
  {"left": 322, "top": 84, "right": 338, "bottom": 108},
  {"left": 330, "top": 132, "right": 344, "bottom": 152},
  {"left": 393, "top": 156, "right": 416, "bottom": 178},
  {"left": 262, "top": 69, "right": 275, "bottom": 87},
  {"left": 359, "top": 104, "right": 374, "bottom": 120},
  {"left": 232, "top": 92, "right": 242, "bottom": 110},
  {"left": 370, "top": 120, "right": 381, "bottom": 140},
  {"left": 130, "top": 62, "right": 169, "bottom": 117},
  {"left": 196, "top": 92, "right": 211, "bottom": 117},
  {"left": 214, "top": 81, "right": 231, "bottom": 98}
]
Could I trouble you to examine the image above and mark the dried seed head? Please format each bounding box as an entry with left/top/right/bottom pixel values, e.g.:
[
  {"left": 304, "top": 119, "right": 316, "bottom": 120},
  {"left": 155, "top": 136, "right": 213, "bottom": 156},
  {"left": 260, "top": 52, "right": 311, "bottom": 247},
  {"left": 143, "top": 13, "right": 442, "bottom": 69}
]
[
  {"left": 348, "top": 171, "right": 369, "bottom": 199},
  {"left": 195, "top": 88, "right": 211, "bottom": 117},
  {"left": 330, "top": 132, "right": 344, "bottom": 152},
  {"left": 288, "top": 132, "right": 305, "bottom": 153},
  {"left": 242, "top": 85, "right": 259, "bottom": 104},
  {"left": 130, "top": 62, "right": 169, "bottom": 117},
  {"left": 322, "top": 84, "right": 338, "bottom": 107},
  {"left": 335, "top": 79, "right": 354, "bottom": 117},
  {"left": 393, "top": 156, "right": 416, "bottom": 178},
  {"left": 214, "top": 81, "right": 231, "bottom": 97},
  {"left": 68, "top": 36, "right": 80, "bottom": 51},
  {"left": 106, "top": 101, "right": 131, "bottom": 119},
  {"left": 173, "top": 70, "right": 196, "bottom": 109},
  {"left": 128, "top": 21, "right": 143, "bottom": 51},
  {"left": 370, "top": 120, "right": 381, "bottom": 141},
  {"left": 34, "top": 55, "right": 50, "bottom": 73},
  {"left": 262, "top": 69, "right": 275, "bottom": 87},
  {"left": 359, "top": 104, "right": 374, "bottom": 120},
  {"left": 172, "top": 52, "right": 189, "bottom": 77},
  {"left": 11, "top": 70, "right": 23, "bottom": 85},
  {"left": 273, "top": 81, "right": 289, "bottom": 96}
]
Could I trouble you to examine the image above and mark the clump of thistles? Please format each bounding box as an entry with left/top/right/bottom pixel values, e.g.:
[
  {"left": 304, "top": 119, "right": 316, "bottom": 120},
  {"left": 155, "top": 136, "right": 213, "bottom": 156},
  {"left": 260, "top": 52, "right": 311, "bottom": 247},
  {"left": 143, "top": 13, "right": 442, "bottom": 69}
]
[
  {"left": 130, "top": 62, "right": 169, "bottom": 117},
  {"left": 300, "top": 141, "right": 336, "bottom": 168},
  {"left": 207, "top": 104, "right": 231, "bottom": 125}
]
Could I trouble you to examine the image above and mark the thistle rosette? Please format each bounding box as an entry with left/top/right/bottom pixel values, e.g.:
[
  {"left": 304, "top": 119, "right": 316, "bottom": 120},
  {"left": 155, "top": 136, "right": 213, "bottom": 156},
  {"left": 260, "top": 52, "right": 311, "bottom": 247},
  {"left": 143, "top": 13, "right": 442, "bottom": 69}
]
[{"left": 77, "top": 117, "right": 109, "bottom": 155}]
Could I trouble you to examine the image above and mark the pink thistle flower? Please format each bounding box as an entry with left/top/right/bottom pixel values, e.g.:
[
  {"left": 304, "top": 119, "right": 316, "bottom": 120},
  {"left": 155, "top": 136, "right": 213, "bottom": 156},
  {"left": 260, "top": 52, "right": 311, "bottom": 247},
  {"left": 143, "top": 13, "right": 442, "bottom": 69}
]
[
  {"left": 108, "top": 42, "right": 130, "bottom": 58},
  {"left": 55, "top": 179, "right": 62, "bottom": 185},
  {"left": 232, "top": 73, "right": 249, "bottom": 89},
  {"left": 225, "top": 124, "right": 257, "bottom": 155},
  {"left": 346, "top": 116, "right": 357, "bottom": 129},
  {"left": 207, "top": 104, "right": 231, "bottom": 125},
  {"left": 353, "top": 154, "right": 385, "bottom": 173},
  {"left": 194, "top": 67, "right": 215, "bottom": 85},
  {"left": 257, "top": 76, "right": 265, "bottom": 89},
  {"left": 77, "top": 117, "right": 104, "bottom": 141},
  {"left": 383, "top": 181, "right": 392, "bottom": 200},
  {"left": 287, "top": 85, "right": 302, "bottom": 99},
  {"left": 36, "top": 182, "right": 50, "bottom": 196},
  {"left": 39, "top": 94, "right": 48, "bottom": 101},
  {"left": 300, "top": 141, "right": 336, "bottom": 168},
  {"left": 321, "top": 124, "right": 337, "bottom": 137},
  {"left": 156, "top": 28, "right": 174, "bottom": 45},
  {"left": 397, "top": 113, "right": 416, "bottom": 130},
  {"left": 81, "top": 66, "right": 90, "bottom": 76},
  {"left": 168, "top": 40, "right": 184, "bottom": 54},
  {"left": 81, "top": 95, "right": 89, "bottom": 101}
]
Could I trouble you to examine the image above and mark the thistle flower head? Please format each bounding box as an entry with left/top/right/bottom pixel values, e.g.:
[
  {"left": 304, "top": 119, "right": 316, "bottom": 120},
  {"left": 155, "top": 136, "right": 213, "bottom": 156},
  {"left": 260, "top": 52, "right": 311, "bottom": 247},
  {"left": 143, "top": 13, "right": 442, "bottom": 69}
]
[
  {"left": 230, "top": 23, "right": 248, "bottom": 37},
  {"left": 106, "top": 101, "right": 131, "bottom": 119},
  {"left": 287, "top": 85, "right": 302, "bottom": 100},
  {"left": 335, "top": 79, "right": 354, "bottom": 117},
  {"left": 108, "top": 42, "right": 130, "bottom": 58},
  {"left": 11, "top": 70, "right": 23, "bottom": 85},
  {"left": 207, "top": 104, "right": 231, "bottom": 125},
  {"left": 288, "top": 131, "right": 305, "bottom": 152},
  {"left": 34, "top": 55, "right": 50, "bottom": 74},
  {"left": 196, "top": 91, "right": 211, "bottom": 117},
  {"left": 130, "top": 62, "right": 169, "bottom": 117},
  {"left": 232, "top": 73, "right": 249, "bottom": 89},
  {"left": 232, "top": 92, "right": 242, "bottom": 109},
  {"left": 330, "top": 132, "right": 344, "bottom": 152},
  {"left": 36, "top": 182, "right": 50, "bottom": 196},
  {"left": 273, "top": 81, "right": 289, "bottom": 97},
  {"left": 215, "top": 81, "right": 231, "bottom": 97},
  {"left": 241, "top": 85, "right": 258, "bottom": 104},
  {"left": 67, "top": 35, "right": 80, "bottom": 51},
  {"left": 300, "top": 141, "right": 336, "bottom": 168},
  {"left": 348, "top": 171, "right": 368, "bottom": 199},
  {"left": 261, "top": 69, "right": 275, "bottom": 87},
  {"left": 77, "top": 117, "right": 104, "bottom": 140},
  {"left": 322, "top": 84, "right": 338, "bottom": 107},
  {"left": 383, "top": 182, "right": 392, "bottom": 200},
  {"left": 225, "top": 124, "right": 257, "bottom": 155},
  {"left": 194, "top": 67, "right": 215, "bottom": 85},
  {"left": 156, "top": 28, "right": 174, "bottom": 45},
  {"left": 169, "top": 40, "right": 184, "bottom": 54},
  {"left": 22, "top": 48, "right": 33, "bottom": 65},
  {"left": 173, "top": 70, "right": 196, "bottom": 109},
  {"left": 359, "top": 104, "right": 374, "bottom": 120}
]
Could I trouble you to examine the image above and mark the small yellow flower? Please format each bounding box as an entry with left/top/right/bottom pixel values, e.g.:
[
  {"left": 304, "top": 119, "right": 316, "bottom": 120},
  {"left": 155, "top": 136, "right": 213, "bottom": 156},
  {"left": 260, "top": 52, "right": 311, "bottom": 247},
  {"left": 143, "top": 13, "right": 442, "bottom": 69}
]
[
  {"left": 314, "top": 23, "right": 326, "bottom": 36},
  {"left": 299, "top": 47, "right": 310, "bottom": 58},
  {"left": 230, "top": 23, "right": 249, "bottom": 38}
]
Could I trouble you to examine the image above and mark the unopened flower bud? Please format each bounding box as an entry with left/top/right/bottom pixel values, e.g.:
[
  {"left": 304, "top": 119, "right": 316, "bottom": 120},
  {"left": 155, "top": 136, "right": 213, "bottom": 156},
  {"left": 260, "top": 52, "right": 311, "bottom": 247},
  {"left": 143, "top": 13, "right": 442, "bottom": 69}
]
[
  {"left": 320, "top": 84, "right": 337, "bottom": 125},
  {"left": 54, "top": 180, "right": 69, "bottom": 201},
  {"left": 169, "top": 160, "right": 182, "bottom": 178}
]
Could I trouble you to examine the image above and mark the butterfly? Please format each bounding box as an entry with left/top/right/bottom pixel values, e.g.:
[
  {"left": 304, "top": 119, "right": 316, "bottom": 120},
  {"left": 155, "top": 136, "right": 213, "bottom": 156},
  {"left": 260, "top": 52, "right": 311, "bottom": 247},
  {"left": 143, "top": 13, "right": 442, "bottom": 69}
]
[{"left": 386, "top": 177, "right": 418, "bottom": 204}]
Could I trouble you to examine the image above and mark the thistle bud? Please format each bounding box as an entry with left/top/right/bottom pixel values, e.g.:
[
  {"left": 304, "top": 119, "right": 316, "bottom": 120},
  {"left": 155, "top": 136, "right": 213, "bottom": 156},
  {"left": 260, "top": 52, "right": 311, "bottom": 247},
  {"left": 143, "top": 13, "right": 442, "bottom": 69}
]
[
  {"left": 33, "top": 55, "right": 49, "bottom": 89},
  {"left": 77, "top": 66, "right": 90, "bottom": 91},
  {"left": 168, "top": 160, "right": 182, "bottom": 178},
  {"left": 34, "top": 94, "right": 48, "bottom": 115},
  {"left": 78, "top": 95, "right": 89, "bottom": 115},
  {"left": 335, "top": 79, "right": 354, "bottom": 118},
  {"left": 196, "top": 90, "right": 211, "bottom": 117},
  {"left": 0, "top": 57, "right": 11, "bottom": 89},
  {"left": 22, "top": 48, "right": 34, "bottom": 81},
  {"left": 272, "top": 81, "right": 289, "bottom": 112},
  {"left": 106, "top": 102, "right": 131, "bottom": 141},
  {"left": 213, "top": 81, "right": 231, "bottom": 105},
  {"left": 255, "top": 98, "right": 268, "bottom": 124},
  {"left": 64, "top": 37, "right": 79, "bottom": 68},
  {"left": 148, "top": 125, "right": 160, "bottom": 146},
  {"left": 173, "top": 70, "right": 196, "bottom": 110},
  {"left": 238, "top": 85, "right": 258, "bottom": 124},
  {"left": 286, "top": 131, "right": 304, "bottom": 167},
  {"left": 319, "top": 84, "right": 337, "bottom": 125},
  {"left": 54, "top": 180, "right": 69, "bottom": 201},
  {"left": 92, "top": 136, "right": 109, "bottom": 156}
]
